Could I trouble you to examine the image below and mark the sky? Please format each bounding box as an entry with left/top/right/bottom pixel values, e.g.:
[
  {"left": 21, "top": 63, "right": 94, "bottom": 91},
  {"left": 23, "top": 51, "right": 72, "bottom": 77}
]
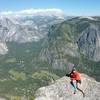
[{"left": 0, "top": 0, "right": 100, "bottom": 16}]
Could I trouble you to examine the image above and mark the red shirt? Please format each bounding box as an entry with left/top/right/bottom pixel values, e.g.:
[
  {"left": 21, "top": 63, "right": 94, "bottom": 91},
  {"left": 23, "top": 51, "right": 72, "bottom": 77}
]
[{"left": 70, "top": 71, "right": 81, "bottom": 80}]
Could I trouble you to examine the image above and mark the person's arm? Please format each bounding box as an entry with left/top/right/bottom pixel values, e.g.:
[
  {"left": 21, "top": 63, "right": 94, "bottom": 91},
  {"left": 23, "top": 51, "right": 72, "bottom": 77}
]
[{"left": 66, "top": 73, "right": 71, "bottom": 77}]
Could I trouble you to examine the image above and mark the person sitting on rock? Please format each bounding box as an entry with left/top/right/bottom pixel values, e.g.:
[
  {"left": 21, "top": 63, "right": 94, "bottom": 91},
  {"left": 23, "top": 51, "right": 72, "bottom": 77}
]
[{"left": 66, "top": 68, "right": 85, "bottom": 97}]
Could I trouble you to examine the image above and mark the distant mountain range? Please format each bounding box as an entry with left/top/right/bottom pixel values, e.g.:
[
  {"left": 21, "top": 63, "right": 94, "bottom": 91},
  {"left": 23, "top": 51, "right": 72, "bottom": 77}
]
[
  {"left": 0, "top": 9, "right": 67, "bottom": 42},
  {"left": 0, "top": 9, "right": 68, "bottom": 54}
]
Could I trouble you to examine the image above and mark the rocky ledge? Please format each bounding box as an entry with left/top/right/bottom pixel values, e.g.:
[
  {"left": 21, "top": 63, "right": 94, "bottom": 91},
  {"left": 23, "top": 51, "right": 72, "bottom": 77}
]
[{"left": 35, "top": 74, "right": 100, "bottom": 100}]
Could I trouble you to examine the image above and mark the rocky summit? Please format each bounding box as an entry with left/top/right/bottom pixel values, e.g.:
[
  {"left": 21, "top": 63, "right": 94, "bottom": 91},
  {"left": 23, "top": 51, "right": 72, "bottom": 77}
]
[{"left": 35, "top": 74, "right": 100, "bottom": 100}]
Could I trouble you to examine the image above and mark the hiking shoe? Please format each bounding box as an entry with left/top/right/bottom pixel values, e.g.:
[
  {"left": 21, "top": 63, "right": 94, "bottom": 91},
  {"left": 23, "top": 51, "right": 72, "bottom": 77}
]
[
  {"left": 74, "top": 90, "right": 76, "bottom": 94},
  {"left": 83, "top": 93, "right": 85, "bottom": 97}
]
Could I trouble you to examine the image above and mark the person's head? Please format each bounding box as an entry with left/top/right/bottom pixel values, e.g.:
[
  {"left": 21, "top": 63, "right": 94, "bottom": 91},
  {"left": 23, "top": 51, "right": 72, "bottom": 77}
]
[{"left": 72, "top": 68, "right": 76, "bottom": 73}]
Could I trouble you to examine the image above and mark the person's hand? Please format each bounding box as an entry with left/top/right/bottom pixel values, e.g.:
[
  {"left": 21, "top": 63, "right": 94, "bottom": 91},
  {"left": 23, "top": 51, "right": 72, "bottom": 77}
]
[{"left": 66, "top": 74, "right": 70, "bottom": 77}]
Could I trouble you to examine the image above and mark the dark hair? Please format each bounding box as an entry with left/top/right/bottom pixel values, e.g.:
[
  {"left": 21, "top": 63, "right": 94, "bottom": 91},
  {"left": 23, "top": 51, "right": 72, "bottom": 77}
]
[{"left": 72, "top": 68, "right": 76, "bottom": 71}]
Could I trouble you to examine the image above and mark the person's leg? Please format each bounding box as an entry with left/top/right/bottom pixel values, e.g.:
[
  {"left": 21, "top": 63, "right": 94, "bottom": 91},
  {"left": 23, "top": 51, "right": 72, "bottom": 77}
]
[
  {"left": 77, "top": 87, "right": 85, "bottom": 97},
  {"left": 70, "top": 80, "right": 77, "bottom": 94},
  {"left": 76, "top": 82, "right": 85, "bottom": 97}
]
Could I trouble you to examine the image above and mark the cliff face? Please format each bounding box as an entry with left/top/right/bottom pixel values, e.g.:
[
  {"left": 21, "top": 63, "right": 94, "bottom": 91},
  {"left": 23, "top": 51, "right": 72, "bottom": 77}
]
[
  {"left": 45, "top": 17, "right": 100, "bottom": 62},
  {"left": 77, "top": 24, "right": 100, "bottom": 61},
  {"left": 39, "top": 17, "right": 100, "bottom": 81},
  {"left": 35, "top": 74, "right": 100, "bottom": 100}
]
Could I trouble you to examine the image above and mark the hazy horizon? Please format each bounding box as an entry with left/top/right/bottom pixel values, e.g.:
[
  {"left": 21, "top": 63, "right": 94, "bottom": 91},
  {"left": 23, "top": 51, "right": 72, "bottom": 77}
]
[{"left": 0, "top": 0, "right": 100, "bottom": 16}]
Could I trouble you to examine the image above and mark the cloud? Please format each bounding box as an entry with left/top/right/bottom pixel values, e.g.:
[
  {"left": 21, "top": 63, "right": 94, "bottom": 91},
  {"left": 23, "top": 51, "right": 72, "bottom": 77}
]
[
  {"left": 0, "top": 11, "right": 13, "bottom": 15},
  {"left": 0, "top": 8, "right": 64, "bottom": 16}
]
